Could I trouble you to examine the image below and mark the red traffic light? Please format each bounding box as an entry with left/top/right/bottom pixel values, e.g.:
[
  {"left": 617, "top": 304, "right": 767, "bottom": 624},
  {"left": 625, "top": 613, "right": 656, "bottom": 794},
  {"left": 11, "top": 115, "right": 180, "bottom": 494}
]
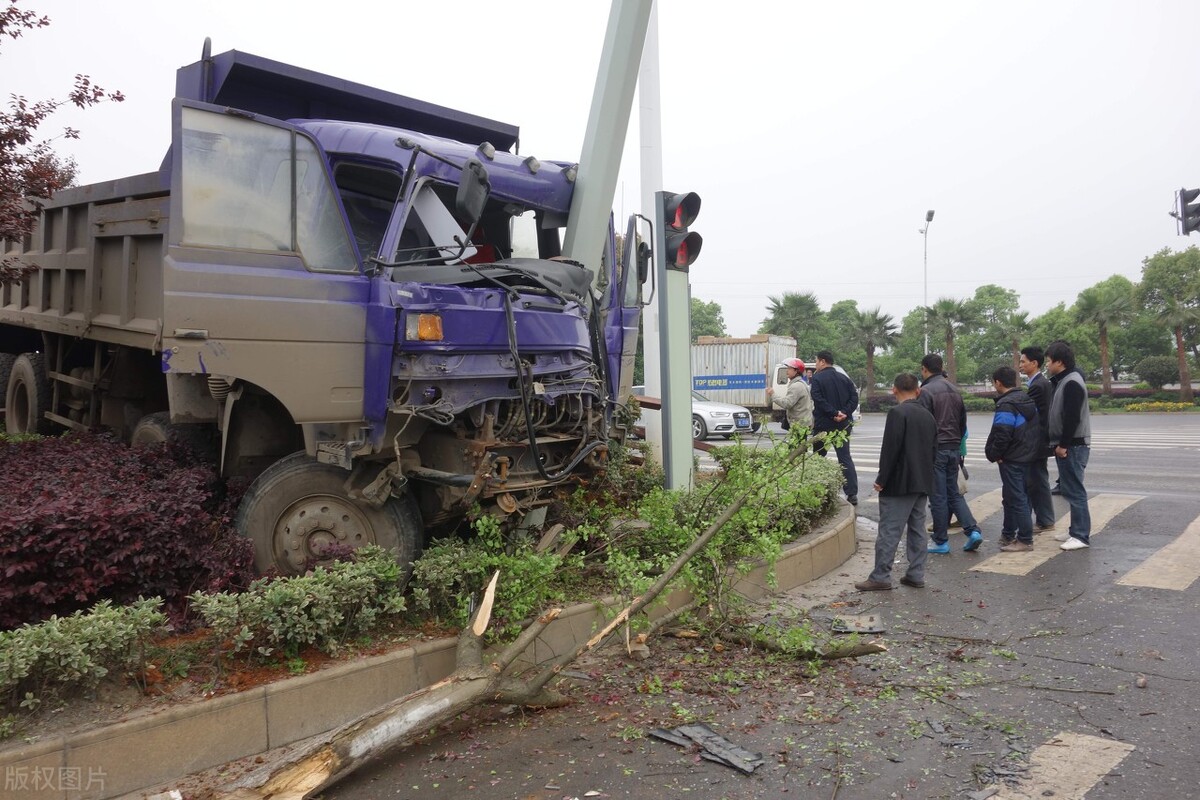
[
  {"left": 659, "top": 191, "right": 702, "bottom": 269},
  {"left": 666, "top": 230, "right": 703, "bottom": 268},
  {"left": 664, "top": 192, "right": 701, "bottom": 231}
]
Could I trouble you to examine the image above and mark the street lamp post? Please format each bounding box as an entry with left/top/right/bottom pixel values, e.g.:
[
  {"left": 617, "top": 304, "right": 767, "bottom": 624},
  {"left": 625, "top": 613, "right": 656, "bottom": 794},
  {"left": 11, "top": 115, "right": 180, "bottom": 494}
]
[{"left": 919, "top": 209, "right": 935, "bottom": 354}]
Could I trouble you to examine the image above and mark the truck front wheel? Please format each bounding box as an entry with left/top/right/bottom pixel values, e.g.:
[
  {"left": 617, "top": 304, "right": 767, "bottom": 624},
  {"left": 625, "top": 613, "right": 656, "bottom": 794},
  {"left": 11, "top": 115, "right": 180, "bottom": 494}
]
[
  {"left": 4, "top": 353, "right": 53, "bottom": 435},
  {"left": 235, "top": 452, "right": 422, "bottom": 579}
]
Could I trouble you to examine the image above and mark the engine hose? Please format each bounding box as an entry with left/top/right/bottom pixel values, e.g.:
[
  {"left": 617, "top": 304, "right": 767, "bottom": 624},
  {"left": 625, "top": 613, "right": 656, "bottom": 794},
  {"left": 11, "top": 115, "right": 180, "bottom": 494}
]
[{"left": 503, "top": 293, "right": 600, "bottom": 482}]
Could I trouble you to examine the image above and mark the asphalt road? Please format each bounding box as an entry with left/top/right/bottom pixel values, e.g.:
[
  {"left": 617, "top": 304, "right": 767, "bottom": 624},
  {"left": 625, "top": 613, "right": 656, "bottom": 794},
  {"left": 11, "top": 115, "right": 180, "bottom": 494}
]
[{"left": 328, "top": 413, "right": 1200, "bottom": 800}]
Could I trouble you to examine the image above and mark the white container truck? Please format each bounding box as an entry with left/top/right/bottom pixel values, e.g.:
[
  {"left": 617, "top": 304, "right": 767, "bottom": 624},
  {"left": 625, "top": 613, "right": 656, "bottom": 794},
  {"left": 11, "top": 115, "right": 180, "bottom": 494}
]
[{"left": 690, "top": 335, "right": 797, "bottom": 415}]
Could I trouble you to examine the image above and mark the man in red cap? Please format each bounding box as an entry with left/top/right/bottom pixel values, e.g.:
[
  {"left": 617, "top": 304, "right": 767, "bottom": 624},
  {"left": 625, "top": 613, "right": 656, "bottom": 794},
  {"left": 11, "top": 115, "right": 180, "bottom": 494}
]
[{"left": 767, "top": 358, "right": 813, "bottom": 432}]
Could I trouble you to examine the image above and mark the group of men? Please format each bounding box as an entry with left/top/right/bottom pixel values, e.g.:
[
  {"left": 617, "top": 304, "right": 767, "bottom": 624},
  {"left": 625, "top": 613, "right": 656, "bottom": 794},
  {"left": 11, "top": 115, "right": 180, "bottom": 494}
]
[
  {"left": 856, "top": 341, "right": 1093, "bottom": 592},
  {"left": 767, "top": 350, "right": 861, "bottom": 504}
]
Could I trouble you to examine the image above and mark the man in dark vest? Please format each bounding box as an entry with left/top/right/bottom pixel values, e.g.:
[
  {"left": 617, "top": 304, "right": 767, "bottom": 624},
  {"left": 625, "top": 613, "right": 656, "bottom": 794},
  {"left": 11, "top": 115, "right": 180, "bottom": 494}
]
[{"left": 1045, "top": 341, "right": 1092, "bottom": 550}]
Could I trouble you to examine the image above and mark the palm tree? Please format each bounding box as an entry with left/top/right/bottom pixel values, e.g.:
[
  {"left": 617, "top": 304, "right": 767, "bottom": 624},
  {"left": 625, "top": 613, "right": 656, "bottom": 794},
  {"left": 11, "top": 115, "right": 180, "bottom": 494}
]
[
  {"left": 1075, "top": 285, "right": 1133, "bottom": 396},
  {"left": 845, "top": 307, "right": 898, "bottom": 396},
  {"left": 923, "top": 298, "right": 976, "bottom": 383},
  {"left": 1158, "top": 298, "right": 1199, "bottom": 403},
  {"left": 760, "top": 291, "right": 826, "bottom": 354},
  {"left": 994, "top": 311, "right": 1031, "bottom": 370}
]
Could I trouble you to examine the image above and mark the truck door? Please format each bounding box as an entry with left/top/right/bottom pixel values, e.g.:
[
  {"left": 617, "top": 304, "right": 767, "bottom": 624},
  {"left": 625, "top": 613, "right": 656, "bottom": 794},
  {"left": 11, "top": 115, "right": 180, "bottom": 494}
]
[
  {"left": 163, "top": 100, "right": 370, "bottom": 429},
  {"left": 607, "top": 215, "right": 643, "bottom": 404}
]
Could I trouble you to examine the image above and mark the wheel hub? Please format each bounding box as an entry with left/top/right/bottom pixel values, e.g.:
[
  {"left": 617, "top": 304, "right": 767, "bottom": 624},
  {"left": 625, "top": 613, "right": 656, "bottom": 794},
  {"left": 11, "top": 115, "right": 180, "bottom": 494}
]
[{"left": 277, "top": 497, "right": 371, "bottom": 571}]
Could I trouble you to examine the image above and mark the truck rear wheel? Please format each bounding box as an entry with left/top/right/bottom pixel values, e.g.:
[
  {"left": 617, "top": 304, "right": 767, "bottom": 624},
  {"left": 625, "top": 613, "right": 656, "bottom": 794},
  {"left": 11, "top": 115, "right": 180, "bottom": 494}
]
[
  {"left": 0, "top": 354, "right": 15, "bottom": 417},
  {"left": 235, "top": 452, "right": 422, "bottom": 579},
  {"left": 4, "top": 353, "right": 53, "bottom": 434},
  {"left": 131, "top": 411, "right": 218, "bottom": 463}
]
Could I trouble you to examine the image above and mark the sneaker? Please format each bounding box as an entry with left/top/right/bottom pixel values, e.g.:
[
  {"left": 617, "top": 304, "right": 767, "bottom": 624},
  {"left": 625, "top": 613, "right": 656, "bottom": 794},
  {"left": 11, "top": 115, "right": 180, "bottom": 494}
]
[
  {"left": 854, "top": 578, "right": 893, "bottom": 592},
  {"left": 998, "top": 535, "right": 1016, "bottom": 548},
  {"left": 1060, "top": 537, "right": 1090, "bottom": 551},
  {"left": 963, "top": 530, "right": 983, "bottom": 552},
  {"left": 927, "top": 520, "right": 963, "bottom": 532},
  {"left": 900, "top": 576, "right": 925, "bottom": 588},
  {"left": 847, "top": 495, "right": 859, "bottom": 506},
  {"left": 1053, "top": 531, "right": 1071, "bottom": 543},
  {"left": 1036, "top": 523, "right": 1056, "bottom": 532},
  {"left": 927, "top": 541, "right": 950, "bottom": 555},
  {"left": 999, "top": 541, "right": 1034, "bottom": 552}
]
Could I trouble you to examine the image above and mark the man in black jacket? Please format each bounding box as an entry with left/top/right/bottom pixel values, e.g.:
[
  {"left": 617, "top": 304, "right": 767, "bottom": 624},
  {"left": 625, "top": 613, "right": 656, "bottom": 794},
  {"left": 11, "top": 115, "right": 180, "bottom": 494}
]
[
  {"left": 1018, "top": 346, "right": 1056, "bottom": 532},
  {"left": 856, "top": 373, "right": 937, "bottom": 591},
  {"left": 985, "top": 366, "right": 1042, "bottom": 552},
  {"left": 918, "top": 354, "right": 983, "bottom": 553},
  {"left": 810, "top": 350, "right": 860, "bottom": 505}
]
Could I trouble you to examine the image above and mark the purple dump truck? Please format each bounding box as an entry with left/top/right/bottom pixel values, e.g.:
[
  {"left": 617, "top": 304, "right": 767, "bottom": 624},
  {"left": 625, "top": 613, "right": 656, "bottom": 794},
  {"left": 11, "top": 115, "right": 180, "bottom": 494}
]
[{"left": 0, "top": 45, "right": 643, "bottom": 575}]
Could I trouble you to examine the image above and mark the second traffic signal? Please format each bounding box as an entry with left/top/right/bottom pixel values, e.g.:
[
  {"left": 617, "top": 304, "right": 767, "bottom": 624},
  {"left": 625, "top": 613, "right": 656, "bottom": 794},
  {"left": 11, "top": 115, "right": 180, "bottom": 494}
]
[
  {"left": 658, "top": 191, "right": 702, "bottom": 271},
  {"left": 1179, "top": 187, "right": 1200, "bottom": 235}
]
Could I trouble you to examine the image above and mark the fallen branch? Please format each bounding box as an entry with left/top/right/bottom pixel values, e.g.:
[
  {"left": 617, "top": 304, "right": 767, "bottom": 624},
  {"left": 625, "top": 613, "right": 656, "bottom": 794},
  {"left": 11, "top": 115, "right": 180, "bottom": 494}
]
[{"left": 197, "top": 442, "right": 819, "bottom": 798}]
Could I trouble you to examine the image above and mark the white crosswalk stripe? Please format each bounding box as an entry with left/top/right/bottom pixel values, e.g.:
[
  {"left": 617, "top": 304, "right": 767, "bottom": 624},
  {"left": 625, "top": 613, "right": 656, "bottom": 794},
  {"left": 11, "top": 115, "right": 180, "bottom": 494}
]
[
  {"left": 1117, "top": 513, "right": 1200, "bottom": 591},
  {"left": 994, "top": 732, "right": 1135, "bottom": 800},
  {"left": 970, "top": 493, "right": 1144, "bottom": 576}
]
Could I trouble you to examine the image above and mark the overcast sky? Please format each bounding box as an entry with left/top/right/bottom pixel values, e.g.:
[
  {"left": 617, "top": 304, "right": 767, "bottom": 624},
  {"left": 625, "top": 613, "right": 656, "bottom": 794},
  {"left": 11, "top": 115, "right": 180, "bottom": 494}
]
[{"left": 8, "top": 0, "right": 1200, "bottom": 336}]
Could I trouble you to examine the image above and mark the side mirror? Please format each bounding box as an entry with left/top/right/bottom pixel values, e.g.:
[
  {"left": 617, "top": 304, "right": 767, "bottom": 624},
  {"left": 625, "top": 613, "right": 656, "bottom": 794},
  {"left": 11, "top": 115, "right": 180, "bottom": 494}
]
[
  {"left": 455, "top": 158, "right": 490, "bottom": 227},
  {"left": 636, "top": 241, "right": 651, "bottom": 284}
]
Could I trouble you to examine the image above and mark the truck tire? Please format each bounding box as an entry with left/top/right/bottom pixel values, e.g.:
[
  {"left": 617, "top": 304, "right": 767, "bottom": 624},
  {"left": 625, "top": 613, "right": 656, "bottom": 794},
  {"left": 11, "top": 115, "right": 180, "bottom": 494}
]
[
  {"left": 235, "top": 451, "right": 422, "bottom": 580},
  {"left": 4, "top": 353, "right": 53, "bottom": 434},
  {"left": 131, "top": 411, "right": 219, "bottom": 463},
  {"left": 0, "top": 354, "right": 15, "bottom": 416},
  {"left": 691, "top": 415, "right": 707, "bottom": 441}
]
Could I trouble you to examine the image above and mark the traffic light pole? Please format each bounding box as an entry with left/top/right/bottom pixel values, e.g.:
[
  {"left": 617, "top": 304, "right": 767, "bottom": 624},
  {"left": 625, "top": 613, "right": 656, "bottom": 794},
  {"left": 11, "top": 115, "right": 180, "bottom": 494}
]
[{"left": 654, "top": 190, "right": 695, "bottom": 490}]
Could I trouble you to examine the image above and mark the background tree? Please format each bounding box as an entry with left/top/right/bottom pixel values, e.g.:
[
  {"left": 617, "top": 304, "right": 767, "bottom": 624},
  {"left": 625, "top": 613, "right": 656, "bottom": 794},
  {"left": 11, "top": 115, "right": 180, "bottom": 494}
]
[
  {"left": 1156, "top": 297, "right": 1198, "bottom": 402},
  {"left": 1132, "top": 355, "right": 1178, "bottom": 390},
  {"left": 759, "top": 291, "right": 831, "bottom": 357},
  {"left": 960, "top": 285, "right": 1022, "bottom": 381},
  {"left": 1140, "top": 246, "right": 1200, "bottom": 367},
  {"left": 844, "top": 307, "right": 897, "bottom": 396},
  {"left": 1074, "top": 277, "right": 1135, "bottom": 396},
  {"left": 924, "top": 297, "right": 977, "bottom": 383},
  {"left": 1027, "top": 303, "right": 1100, "bottom": 380},
  {"left": 994, "top": 311, "right": 1031, "bottom": 371},
  {"left": 1, "top": 0, "right": 124, "bottom": 285},
  {"left": 826, "top": 299, "right": 867, "bottom": 383},
  {"left": 690, "top": 297, "right": 727, "bottom": 341}
]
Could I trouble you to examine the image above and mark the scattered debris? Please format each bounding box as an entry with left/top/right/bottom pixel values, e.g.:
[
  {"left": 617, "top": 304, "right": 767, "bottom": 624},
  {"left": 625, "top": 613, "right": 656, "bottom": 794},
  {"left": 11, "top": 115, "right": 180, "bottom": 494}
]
[
  {"left": 831, "top": 614, "right": 886, "bottom": 634},
  {"left": 1135, "top": 674, "right": 1148, "bottom": 689},
  {"left": 966, "top": 788, "right": 999, "bottom": 800},
  {"left": 650, "top": 723, "right": 764, "bottom": 774}
]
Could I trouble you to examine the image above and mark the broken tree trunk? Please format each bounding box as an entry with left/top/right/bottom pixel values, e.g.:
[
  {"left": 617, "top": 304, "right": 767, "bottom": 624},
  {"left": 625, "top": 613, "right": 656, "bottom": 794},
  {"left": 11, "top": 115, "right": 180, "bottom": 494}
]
[{"left": 202, "top": 441, "right": 816, "bottom": 799}]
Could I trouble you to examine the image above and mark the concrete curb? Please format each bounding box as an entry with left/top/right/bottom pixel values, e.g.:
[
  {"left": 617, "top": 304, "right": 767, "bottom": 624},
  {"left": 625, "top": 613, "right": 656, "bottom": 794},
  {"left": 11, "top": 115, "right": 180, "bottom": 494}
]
[{"left": 1, "top": 506, "right": 856, "bottom": 800}]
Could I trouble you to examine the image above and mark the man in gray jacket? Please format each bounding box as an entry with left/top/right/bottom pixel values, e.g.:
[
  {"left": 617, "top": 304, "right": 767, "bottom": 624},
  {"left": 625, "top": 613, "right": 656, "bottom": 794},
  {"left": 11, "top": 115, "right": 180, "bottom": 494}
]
[
  {"left": 766, "top": 358, "right": 813, "bottom": 431},
  {"left": 918, "top": 354, "right": 984, "bottom": 553}
]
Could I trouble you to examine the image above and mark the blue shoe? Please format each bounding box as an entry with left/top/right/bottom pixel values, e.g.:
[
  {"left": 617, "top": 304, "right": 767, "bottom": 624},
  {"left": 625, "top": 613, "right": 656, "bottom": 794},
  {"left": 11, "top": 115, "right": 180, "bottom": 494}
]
[
  {"left": 963, "top": 530, "right": 983, "bottom": 552},
  {"left": 927, "top": 541, "right": 950, "bottom": 554}
]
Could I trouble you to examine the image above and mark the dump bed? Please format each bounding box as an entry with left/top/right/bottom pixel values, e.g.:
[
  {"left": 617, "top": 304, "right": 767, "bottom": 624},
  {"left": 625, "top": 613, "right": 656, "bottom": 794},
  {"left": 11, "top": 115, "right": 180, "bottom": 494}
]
[{"left": 0, "top": 172, "right": 168, "bottom": 351}]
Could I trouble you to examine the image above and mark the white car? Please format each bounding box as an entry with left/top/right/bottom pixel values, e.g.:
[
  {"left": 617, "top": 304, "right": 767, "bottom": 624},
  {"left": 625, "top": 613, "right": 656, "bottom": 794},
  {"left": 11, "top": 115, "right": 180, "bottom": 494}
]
[{"left": 632, "top": 386, "right": 759, "bottom": 441}]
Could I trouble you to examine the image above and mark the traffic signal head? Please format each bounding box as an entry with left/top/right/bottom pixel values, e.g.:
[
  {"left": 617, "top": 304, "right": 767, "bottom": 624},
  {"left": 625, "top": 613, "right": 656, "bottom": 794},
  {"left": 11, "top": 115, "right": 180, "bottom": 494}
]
[
  {"left": 1179, "top": 188, "right": 1200, "bottom": 235},
  {"left": 660, "top": 191, "right": 702, "bottom": 270}
]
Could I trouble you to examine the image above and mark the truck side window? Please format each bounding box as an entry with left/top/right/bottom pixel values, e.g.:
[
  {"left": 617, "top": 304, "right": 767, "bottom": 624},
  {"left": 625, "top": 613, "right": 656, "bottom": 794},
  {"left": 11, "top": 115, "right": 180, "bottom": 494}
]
[
  {"left": 333, "top": 163, "right": 403, "bottom": 262},
  {"left": 179, "top": 107, "right": 356, "bottom": 272}
]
